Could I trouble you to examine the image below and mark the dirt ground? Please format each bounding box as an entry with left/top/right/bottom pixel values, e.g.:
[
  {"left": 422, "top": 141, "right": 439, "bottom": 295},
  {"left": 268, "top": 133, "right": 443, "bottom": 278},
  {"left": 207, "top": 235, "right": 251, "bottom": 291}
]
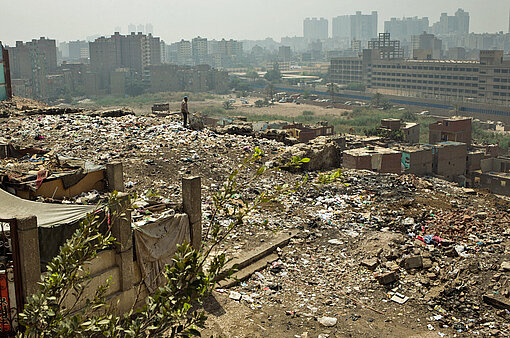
[{"left": 228, "top": 97, "right": 351, "bottom": 118}]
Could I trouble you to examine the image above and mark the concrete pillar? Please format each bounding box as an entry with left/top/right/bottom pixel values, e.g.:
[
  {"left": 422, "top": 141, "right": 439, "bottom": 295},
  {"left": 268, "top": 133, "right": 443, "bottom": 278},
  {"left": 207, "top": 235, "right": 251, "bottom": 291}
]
[
  {"left": 14, "top": 216, "right": 41, "bottom": 300},
  {"left": 111, "top": 193, "right": 133, "bottom": 292},
  {"left": 182, "top": 176, "right": 202, "bottom": 251},
  {"left": 106, "top": 162, "right": 124, "bottom": 192}
]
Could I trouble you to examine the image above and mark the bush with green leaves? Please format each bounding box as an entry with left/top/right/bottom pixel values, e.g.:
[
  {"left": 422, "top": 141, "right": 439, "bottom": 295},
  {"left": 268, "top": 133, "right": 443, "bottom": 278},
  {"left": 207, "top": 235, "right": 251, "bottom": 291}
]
[{"left": 19, "top": 149, "right": 343, "bottom": 337}]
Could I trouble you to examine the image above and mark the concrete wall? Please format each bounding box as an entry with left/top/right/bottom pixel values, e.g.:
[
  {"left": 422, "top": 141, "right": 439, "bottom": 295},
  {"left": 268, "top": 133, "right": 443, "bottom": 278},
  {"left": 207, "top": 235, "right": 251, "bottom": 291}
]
[
  {"left": 343, "top": 153, "right": 371, "bottom": 171},
  {"left": 343, "top": 152, "right": 401, "bottom": 173},
  {"left": 404, "top": 124, "right": 420, "bottom": 144},
  {"left": 467, "top": 152, "right": 484, "bottom": 171},
  {"left": 403, "top": 149, "right": 433, "bottom": 175},
  {"left": 478, "top": 173, "right": 510, "bottom": 196},
  {"left": 434, "top": 143, "right": 467, "bottom": 179}
]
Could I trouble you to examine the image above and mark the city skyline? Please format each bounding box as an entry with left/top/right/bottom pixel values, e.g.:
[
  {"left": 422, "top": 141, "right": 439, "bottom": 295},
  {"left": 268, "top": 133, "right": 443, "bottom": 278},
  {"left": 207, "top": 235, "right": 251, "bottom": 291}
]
[{"left": 2, "top": 0, "right": 510, "bottom": 45}]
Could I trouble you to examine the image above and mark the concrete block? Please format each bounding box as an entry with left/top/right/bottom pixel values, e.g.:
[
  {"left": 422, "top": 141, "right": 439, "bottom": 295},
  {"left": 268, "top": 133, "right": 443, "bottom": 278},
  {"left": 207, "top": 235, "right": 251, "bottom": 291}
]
[
  {"left": 404, "top": 255, "right": 423, "bottom": 269},
  {"left": 377, "top": 271, "right": 398, "bottom": 285}
]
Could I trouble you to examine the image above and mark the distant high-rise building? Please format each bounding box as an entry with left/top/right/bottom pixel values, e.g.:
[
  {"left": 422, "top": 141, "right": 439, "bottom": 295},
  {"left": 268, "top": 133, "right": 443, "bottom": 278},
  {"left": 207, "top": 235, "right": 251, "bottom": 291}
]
[
  {"left": 332, "top": 15, "right": 350, "bottom": 39},
  {"left": 351, "top": 11, "right": 378, "bottom": 42},
  {"left": 7, "top": 37, "right": 58, "bottom": 98},
  {"left": 303, "top": 17, "right": 328, "bottom": 40},
  {"left": 128, "top": 24, "right": 136, "bottom": 33},
  {"left": 192, "top": 36, "right": 208, "bottom": 65},
  {"left": 114, "top": 26, "right": 122, "bottom": 34},
  {"left": 432, "top": 8, "right": 469, "bottom": 35},
  {"left": 136, "top": 24, "right": 145, "bottom": 34},
  {"left": 59, "top": 41, "right": 69, "bottom": 59},
  {"left": 69, "top": 40, "right": 89, "bottom": 60},
  {"left": 411, "top": 32, "right": 442, "bottom": 59},
  {"left": 177, "top": 39, "right": 192, "bottom": 66},
  {"left": 332, "top": 11, "right": 377, "bottom": 42},
  {"left": 278, "top": 46, "right": 292, "bottom": 62},
  {"left": 160, "top": 40, "right": 167, "bottom": 63},
  {"left": 384, "top": 17, "right": 429, "bottom": 42},
  {"left": 89, "top": 32, "right": 161, "bottom": 90}
]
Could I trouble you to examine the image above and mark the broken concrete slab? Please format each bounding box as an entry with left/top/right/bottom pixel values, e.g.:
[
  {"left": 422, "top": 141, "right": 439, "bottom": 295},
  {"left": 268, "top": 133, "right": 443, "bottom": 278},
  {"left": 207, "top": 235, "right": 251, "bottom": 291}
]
[
  {"left": 404, "top": 256, "right": 423, "bottom": 270},
  {"left": 483, "top": 294, "right": 510, "bottom": 310},
  {"left": 376, "top": 271, "right": 398, "bottom": 285}
]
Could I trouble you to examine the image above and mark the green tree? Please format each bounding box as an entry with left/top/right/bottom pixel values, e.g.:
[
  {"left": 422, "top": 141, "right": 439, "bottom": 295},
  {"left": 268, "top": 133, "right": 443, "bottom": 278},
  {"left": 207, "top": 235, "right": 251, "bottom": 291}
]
[
  {"left": 265, "top": 83, "right": 275, "bottom": 103},
  {"left": 223, "top": 100, "right": 233, "bottom": 110},
  {"left": 263, "top": 63, "right": 282, "bottom": 83},
  {"left": 327, "top": 83, "right": 338, "bottom": 103},
  {"left": 254, "top": 99, "right": 265, "bottom": 108},
  {"left": 245, "top": 70, "right": 259, "bottom": 82},
  {"left": 371, "top": 93, "right": 392, "bottom": 109},
  {"left": 302, "top": 90, "right": 311, "bottom": 99},
  {"left": 345, "top": 82, "right": 366, "bottom": 92}
]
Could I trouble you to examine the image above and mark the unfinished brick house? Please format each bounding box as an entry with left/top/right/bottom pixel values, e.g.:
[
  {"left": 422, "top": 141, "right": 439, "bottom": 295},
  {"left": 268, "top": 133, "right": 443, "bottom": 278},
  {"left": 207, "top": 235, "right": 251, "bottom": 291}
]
[{"left": 429, "top": 118, "right": 472, "bottom": 148}]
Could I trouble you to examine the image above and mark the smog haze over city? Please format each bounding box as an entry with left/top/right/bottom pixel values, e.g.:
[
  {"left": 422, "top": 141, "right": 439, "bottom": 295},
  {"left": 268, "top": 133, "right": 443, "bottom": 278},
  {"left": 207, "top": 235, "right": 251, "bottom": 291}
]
[{"left": 1, "top": 0, "right": 509, "bottom": 43}]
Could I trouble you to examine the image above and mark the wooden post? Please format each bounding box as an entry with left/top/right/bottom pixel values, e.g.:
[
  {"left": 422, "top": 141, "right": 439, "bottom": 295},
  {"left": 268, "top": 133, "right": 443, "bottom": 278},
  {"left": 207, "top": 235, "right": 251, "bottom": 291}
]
[
  {"left": 14, "top": 216, "right": 41, "bottom": 300},
  {"left": 111, "top": 193, "right": 133, "bottom": 292},
  {"left": 182, "top": 177, "right": 202, "bottom": 250},
  {"left": 106, "top": 162, "right": 124, "bottom": 192}
]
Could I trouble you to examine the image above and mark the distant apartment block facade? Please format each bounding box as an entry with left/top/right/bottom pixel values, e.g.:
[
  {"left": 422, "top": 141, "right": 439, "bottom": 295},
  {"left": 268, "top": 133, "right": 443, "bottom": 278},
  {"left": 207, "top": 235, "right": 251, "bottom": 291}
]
[
  {"left": 89, "top": 32, "right": 161, "bottom": 91},
  {"left": 7, "top": 37, "right": 58, "bottom": 98},
  {"left": 432, "top": 9, "right": 469, "bottom": 36},
  {"left": 304, "top": 18, "right": 329, "bottom": 40},
  {"left": 331, "top": 49, "right": 510, "bottom": 105},
  {"left": 384, "top": 17, "right": 430, "bottom": 42},
  {"left": 68, "top": 40, "right": 90, "bottom": 61},
  {"left": 0, "top": 43, "right": 12, "bottom": 100},
  {"left": 411, "top": 33, "right": 442, "bottom": 60},
  {"left": 332, "top": 11, "right": 377, "bottom": 43},
  {"left": 192, "top": 36, "right": 208, "bottom": 65},
  {"left": 149, "top": 64, "right": 228, "bottom": 93}
]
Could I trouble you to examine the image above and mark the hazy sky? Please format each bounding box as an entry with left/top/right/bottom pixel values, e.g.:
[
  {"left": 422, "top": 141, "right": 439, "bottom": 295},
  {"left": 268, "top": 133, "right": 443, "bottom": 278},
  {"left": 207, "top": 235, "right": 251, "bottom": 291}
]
[{"left": 1, "top": 0, "right": 509, "bottom": 45}]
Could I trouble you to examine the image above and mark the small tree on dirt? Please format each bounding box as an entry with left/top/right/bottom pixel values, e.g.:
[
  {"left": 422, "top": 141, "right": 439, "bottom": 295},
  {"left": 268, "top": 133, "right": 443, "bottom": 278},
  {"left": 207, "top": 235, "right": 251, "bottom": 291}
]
[
  {"left": 223, "top": 100, "right": 233, "bottom": 110},
  {"left": 265, "top": 83, "right": 275, "bottom": 103},
  {"left": 371, "top": 93, "right": 391, "bottom": 110},
  {"left": 254, "top": 99, "right": 265, "bottom": 108},
  {"left": 19, "top": 151, "right": 343, "bottom": 337}
]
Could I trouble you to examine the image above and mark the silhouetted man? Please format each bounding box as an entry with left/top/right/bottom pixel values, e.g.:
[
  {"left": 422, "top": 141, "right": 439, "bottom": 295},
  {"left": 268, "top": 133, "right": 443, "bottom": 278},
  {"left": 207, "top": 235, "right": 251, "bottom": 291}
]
[{"left": 181, "top": 96, "right": 189, "bottom": 128}]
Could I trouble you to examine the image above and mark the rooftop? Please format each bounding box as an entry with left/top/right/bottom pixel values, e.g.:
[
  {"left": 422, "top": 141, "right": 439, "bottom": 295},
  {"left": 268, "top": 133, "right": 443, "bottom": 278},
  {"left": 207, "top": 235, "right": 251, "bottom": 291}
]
[{"left": 344, "top": 146, "right": 400, "bottom": 156}]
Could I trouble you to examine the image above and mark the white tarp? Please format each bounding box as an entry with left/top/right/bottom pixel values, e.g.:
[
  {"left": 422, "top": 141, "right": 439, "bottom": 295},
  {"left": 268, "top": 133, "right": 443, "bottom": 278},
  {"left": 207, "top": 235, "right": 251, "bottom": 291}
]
[
  {"left": 134, "top": 214, "right": 190, "bottom": 293},
  {"left": 0, "top": 188, "right": 96, "bottom": 227}
]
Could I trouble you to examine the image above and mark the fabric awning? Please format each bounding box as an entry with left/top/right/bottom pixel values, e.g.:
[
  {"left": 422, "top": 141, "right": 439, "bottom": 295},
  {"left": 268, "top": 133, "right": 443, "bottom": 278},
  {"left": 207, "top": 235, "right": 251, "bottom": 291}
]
[{"left": 0, "top": 188, "right": 96, "bottom": 228}]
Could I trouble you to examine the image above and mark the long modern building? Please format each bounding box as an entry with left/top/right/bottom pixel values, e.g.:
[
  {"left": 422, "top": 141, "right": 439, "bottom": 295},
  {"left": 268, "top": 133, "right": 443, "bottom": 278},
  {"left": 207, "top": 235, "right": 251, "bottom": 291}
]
[{"left": 331, "top": 48, "right": 510, "bottom": 105}]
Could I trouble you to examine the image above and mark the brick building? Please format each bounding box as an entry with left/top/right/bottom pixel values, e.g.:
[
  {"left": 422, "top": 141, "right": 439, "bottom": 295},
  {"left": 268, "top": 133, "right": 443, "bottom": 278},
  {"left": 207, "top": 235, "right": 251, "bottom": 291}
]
[
  {"left": 343, "top": 146, "right": 402, "bottom": 174},
  {"left": 282, "top": 122, "right": 334, "bottom": 143},
  {"left": 429, "top": 117, "right": 472, "bottom": 147},
  {"left": 380, "top": 118, "right": 420, "bottom": 144}
]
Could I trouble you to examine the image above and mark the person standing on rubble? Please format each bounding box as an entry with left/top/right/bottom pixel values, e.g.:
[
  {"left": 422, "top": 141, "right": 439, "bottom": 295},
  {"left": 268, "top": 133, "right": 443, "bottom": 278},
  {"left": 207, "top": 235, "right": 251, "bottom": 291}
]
[{"left": 181, "top": 96, "right": 189, "bottom": 128}]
